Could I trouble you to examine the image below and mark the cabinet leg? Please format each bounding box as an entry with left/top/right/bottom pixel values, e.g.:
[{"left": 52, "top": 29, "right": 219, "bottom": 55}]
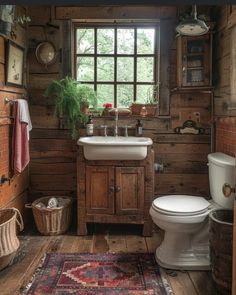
[
  {"left": 77, "top": 221, "right": 88, "bottom": 236},
  {"left": 142, "top": 221, "right": 153, "bottom": 237}
]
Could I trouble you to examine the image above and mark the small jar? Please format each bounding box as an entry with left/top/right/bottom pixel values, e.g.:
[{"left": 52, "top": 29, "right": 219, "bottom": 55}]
[{"left": 140, "top": 106, "right": 147, "bottom": 117}]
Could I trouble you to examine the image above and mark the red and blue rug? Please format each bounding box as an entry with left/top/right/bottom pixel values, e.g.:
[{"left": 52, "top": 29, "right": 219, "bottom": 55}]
[{"left": 25, "top": 253, "right": 173, "bottom": 294}]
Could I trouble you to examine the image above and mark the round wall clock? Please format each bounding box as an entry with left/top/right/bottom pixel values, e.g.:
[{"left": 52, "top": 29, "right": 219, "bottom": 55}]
[{"left": 35, "top": 41, "right": 57, "bottom": 66}]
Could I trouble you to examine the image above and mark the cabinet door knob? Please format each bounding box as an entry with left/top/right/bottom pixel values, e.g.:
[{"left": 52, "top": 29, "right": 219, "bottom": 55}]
[
  {"left": 116, "top": 186, "right": 121, "bottom": 192},
  {"left": 109, "top": 186, "right": 115, "bottom": 192}
]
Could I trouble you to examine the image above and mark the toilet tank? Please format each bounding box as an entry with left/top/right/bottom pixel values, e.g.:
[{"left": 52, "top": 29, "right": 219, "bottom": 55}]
[{"left": 208, "top": 152, "right": 235, "bottom": 209}]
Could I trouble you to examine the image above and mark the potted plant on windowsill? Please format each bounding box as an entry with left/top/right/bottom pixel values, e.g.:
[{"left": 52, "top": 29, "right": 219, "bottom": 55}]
[
  {"left": 78, "top": 85, "right": 97, "bottom": 114},
  {"left": 44, "top": 76, "right": 97, "bottom": 139},
  {"left": 130, "top": 84, "right": 159, "bottom": 117}
]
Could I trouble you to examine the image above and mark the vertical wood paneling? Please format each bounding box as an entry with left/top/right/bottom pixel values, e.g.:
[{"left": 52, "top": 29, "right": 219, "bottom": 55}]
[
  {"left": 28, "top": 5, "right": 211, "bottom": 201},
  {"left": 159, "top": 19, "right": 175, "bottom": 116},
  {"left": 214, "top": 5, "right": 236, "bottom": 158},
  {"left": 0, "top": 6, "right": 29, "bottom": 215}
]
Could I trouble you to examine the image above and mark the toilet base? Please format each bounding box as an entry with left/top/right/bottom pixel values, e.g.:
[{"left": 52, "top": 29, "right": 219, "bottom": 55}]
[
  {"left": 155, "top": 230, "right": 211, "bottom": 271},
  {"left": 155, "top": 248, "right": 210, "bottom": 271}
]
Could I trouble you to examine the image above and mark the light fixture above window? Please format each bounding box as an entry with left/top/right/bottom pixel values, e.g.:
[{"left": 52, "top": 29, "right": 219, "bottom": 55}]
[{"left": 176, "top": 5, "right": 209, "bottom": 36}]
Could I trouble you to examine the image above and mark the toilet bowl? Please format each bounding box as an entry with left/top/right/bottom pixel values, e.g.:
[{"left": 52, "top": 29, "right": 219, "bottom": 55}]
[
  {"left": 150, "top": 152, "right": 235, "bottom": 270},
  {"left": 150, "top": 195, "right": 213, "bottom": 270}
]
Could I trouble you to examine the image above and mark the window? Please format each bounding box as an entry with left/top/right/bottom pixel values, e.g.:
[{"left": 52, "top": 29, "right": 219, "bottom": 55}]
[{"left": 73, "top": 23, "right": 160, "bottom": 108}]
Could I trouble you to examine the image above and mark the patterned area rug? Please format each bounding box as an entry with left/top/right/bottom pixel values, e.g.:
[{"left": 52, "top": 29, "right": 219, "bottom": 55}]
[{"left": 25, "top": 253, "right": 173, "bottom": 295}]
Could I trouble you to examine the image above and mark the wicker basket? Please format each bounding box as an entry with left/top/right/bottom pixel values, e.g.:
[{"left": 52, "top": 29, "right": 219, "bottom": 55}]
[
  {"left": 0, "top": 208, "right": 24, "bottom": 271},
  {"left": 26, "top": 196, "right": 72, "bottom": 236}
]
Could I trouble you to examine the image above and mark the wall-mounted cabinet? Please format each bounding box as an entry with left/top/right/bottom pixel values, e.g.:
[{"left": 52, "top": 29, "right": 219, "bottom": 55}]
[{"left": 176, "top": 34, "right": 212, "bottom": 88}]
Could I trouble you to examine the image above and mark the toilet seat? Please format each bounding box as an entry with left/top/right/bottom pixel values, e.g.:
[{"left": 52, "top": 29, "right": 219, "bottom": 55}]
[{"left": 152, "top": 195, "right": 210, "bottom": 216}]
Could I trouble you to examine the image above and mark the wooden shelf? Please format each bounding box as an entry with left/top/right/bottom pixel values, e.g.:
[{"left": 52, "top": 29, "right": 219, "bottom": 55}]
[
  {"left": 186, "top": 67, "right": 204, "bottom": 70},
  {"left": 171, "top": 86, "right": 214, "bottom": 93}
]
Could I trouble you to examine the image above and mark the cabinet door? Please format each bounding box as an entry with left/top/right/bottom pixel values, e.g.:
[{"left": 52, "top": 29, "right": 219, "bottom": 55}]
[
  {"left": 177, "top": 34, "right": 211, "bottom": 87},
  {"left": 86, "top": 166, "right": 115, "bottom": 214},
  {"left": 115, "top": 167, "right": 144, "bottom": 215}
]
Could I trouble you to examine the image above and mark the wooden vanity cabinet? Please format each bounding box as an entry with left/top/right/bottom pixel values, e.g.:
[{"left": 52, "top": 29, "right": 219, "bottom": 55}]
[
  {"left": 86, "top": 166, "right": 115, "bottom": 215},
  {"left": 77, "top": 146, "right": 154, "bottom": 237},
  {"left": 86, "top": 166, "right": 144, "bottom": 215}
]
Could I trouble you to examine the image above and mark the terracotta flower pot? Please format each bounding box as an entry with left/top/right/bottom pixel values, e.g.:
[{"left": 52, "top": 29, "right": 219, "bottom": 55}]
[
  {"left": 102, "top": 107, "right": 112, "bottom": 116},
  {"left": 130, "top": 103, "right": 157, "bottom": 117},
  {"left": 81, "top": 104, "right": 89, "bottom": 114}
]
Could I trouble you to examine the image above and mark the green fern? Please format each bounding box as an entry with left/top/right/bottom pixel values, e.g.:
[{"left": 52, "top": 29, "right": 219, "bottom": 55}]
[{"left": 45, "top": 76, "right": 96, "bottom": 139}]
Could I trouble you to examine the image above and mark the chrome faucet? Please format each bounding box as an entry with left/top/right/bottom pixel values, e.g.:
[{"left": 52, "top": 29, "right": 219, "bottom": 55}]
[{"left": 114, "top": 108, "right": 119, "bottom": 137}]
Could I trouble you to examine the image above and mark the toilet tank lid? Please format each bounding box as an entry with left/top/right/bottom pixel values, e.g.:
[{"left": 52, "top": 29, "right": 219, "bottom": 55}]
[
  {"left": 208, "top": 152, "right": 235, "bottom": 167},
  {"left": 153, "top": 195, "right": 210, "bottom": 214}
]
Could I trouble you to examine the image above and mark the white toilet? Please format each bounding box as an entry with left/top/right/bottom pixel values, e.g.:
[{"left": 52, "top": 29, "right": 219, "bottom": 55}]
[{"left": 149, "top": 152, "right": 235, "bottom": 270}]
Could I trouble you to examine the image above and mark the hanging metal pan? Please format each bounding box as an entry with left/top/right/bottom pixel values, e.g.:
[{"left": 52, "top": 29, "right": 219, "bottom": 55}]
[{"left": 35, "top": 41, "right": 57, "bottom": 66}]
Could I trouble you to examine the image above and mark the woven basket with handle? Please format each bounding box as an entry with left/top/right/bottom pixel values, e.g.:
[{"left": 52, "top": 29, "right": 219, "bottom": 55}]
[
  {"left": 0, "top": 208, "right": 24, "bottom": 271},
  {"left": 26, "top": 196, "right": 72, "bottom": 236}
]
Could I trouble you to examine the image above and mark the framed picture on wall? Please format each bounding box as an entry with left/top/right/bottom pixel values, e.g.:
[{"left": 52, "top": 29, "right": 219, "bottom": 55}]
[{"left": 6, "top": 41, "right": 24, "bottom": 87}]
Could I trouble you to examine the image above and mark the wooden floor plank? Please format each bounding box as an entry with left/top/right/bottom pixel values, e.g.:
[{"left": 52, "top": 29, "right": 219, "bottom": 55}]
[
  {"left": 0, "top": 236, "right": 53, "bottom": 295},
  {"left": 0, "top": 227, "right": 216, "bottom": 295},
  {"left": 107, "top": 234, "right": 127, "bottom": 253},
  {"left": 92, "top": 224, "right": 110, "bottom": 253},
  {"left": 167, "top": 271, "right": 198, "bottom": 295},
  {"left": 125, "top": 235, "right": 147, "bottom": 253},
  {"left": 71, "top": 235, "right": 93, "bottom": 253},
  {"left": 145, "top": 229, "right": 164, "bottom": 253},
  {"left": 188, "top": 271, "right": 217, "bottom": 295},
  {"left": 55, "top": 235, "right": 76, "bottom": 253},
  {"left": 47, "top": 236, "right": 64, "bottom": 252}
]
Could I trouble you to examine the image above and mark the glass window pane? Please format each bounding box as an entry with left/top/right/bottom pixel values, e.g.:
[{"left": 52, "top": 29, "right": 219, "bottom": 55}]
[
  {"left": 117, "top": 57, "right": 134, "bottom": 82},
  {"left": 75, "top": 25, "right": 159, "bottom": 108},
  {"left": 137, "top": 28, "right": 155, "bottom": 54},
  {"left": 77, "top": 57, "right": 94, "bottom": 82},
  {"left": 117, "top": 84, "right": 133, "bottom": 108},
  {"left": 97, "top": 57, "right": 114, "bottom": 81},
  {"left": 117, "top": 29, "right": 134, "bottom": 54},
  {"left": 97, "top": 84, "right": 114, "bottom": 108},
  {"left": 97, "top": 29, "right": 114, "bottom": 54},
  {"left": 76, "top": 29, "right": 94, "bottom": 54},
  {"left": 137, "top": 57, "right": 154, "bottom": 82},
  {"left": 136, "top": 85, "right": 151, "bottom": 103}
]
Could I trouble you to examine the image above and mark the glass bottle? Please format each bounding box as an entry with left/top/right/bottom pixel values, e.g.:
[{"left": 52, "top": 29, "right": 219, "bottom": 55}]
[
  {"left": 86, "top": 115, "right": 93, "bottom": 136},
  {"left": 136, "top": 119, "right": 143, "bottom": 137}
]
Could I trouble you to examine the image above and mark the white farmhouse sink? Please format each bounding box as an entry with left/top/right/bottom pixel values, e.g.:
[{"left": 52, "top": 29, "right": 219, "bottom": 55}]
[{"left": 78, "top": 136, "right": 153, "bottom": 160}]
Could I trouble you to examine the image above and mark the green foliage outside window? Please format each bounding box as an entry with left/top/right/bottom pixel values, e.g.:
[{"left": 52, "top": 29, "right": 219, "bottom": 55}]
[{"left": 75, "top": 24, "right": 159, "bottom": 108}]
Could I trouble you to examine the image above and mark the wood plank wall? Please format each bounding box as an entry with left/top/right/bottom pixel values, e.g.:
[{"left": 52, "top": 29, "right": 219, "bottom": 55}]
[
  {"left": 28, "top": 6, "right": 77, "bottom": 201},
  {"left": 28, "top": 5, "right": 212, "bottom": 202},
  {"left": 214, "top": 5, "right": 236, "bottom": 157},
  {"left": 0, "top": 6, "right": 29, "bottom": 219}
]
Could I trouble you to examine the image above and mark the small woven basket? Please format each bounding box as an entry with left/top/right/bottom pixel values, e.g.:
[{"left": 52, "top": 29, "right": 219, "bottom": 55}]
[
  {"left": 26, "top": 196, "right": 72, "bottom": 236},
  {"left": 0, "top": 208, "right": 24, "bottom": 271}
]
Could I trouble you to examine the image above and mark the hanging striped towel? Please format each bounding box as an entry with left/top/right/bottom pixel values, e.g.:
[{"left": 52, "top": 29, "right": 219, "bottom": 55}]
[{"left": 12, "top": 99, "right": 32, "bottom": 174}]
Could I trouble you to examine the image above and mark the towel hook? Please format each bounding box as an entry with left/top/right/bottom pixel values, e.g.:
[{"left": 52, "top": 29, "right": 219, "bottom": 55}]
[{"left": 5, "top": 97, "right": 16, "bottom": 104}]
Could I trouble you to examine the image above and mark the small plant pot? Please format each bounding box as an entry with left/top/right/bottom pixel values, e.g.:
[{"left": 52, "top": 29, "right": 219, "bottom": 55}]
[
  {"left": 102, "top": 107, "right": 112, "bottom": 116},
  {"left": 81, "top": 104, "right": 89, "bottom": 114},
  {"left": 130, "top": 103, "right": 157, "bottom": 117}
]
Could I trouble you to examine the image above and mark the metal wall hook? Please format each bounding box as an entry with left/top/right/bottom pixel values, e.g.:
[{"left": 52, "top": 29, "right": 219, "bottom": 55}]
[
  {"left": 5, "top": 97, "right": 16, "bottom": 104},
  {"left": 0, "top": 175, "right": 10, "bottom": 185}
]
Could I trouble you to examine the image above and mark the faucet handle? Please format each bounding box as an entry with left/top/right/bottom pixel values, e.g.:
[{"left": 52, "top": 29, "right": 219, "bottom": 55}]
[
  {"left": 123, "top": 125, "right": 131, "bottom": 137},
  {"left": 100, "top": 125, "right": 108, "bottom": 136}
]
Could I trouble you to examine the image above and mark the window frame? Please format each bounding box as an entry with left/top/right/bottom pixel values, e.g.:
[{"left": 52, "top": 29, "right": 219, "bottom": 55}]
[{"left": 72, "top": 21, "right": 160, "bottom": 108}]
